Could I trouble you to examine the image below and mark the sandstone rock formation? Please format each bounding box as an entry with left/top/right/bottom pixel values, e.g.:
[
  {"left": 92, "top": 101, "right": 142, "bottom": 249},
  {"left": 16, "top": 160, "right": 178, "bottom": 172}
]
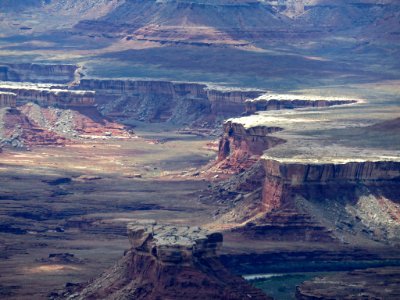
[
  {"left": 211, "top": 99, "right": 400, "bottom": 245},
  {"left": 54, "top": 220, "right": 270, "bottom": 300},
  {"left": 0, "top": 82, "right": 95, "bottom": 108},
  {"left": 216, "top": 121, "right": 285, "bottom": 172},
  {"left": 77, "top": 79, "right": 262, "bottom": 124}
]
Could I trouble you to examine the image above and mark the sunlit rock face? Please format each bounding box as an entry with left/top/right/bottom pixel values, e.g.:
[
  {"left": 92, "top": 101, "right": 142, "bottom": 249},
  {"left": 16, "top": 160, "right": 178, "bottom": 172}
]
[
  {"left": 0, "top": 82, "right": 95, "bottom": 108},
  {"left": 217, "top": 121, "right": 285, "bottom": 172},
  {"left": 57, "top": 221, "right": 271, "bottom": 300},
  {"left": 245, "top": 94, "right": 357, "bottom": 114}
]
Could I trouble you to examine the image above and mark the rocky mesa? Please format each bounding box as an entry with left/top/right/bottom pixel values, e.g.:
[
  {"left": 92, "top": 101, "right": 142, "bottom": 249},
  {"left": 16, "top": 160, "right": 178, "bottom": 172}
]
[{"left": 54, "top": 220, "right": 270, "bottom": 300}]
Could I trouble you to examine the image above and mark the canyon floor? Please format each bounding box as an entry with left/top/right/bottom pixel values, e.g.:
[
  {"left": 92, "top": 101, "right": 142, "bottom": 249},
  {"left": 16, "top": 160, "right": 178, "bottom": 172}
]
[{"left": 0, "top": 127, "right": 221, "bottom": 299}]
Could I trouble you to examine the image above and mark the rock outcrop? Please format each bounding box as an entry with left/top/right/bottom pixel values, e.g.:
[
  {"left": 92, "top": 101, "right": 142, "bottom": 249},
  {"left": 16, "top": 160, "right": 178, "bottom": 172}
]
[
  {"left": 216, "top": 121, "right": 285, "bottom": 172},
  {"left": 0, "top": 82, "right": 95, "bottom": 108},
  {"left": 0, "top": 103, "right": 129, "bottom": 148},
  {"left": 212, "top": 106, "right": 400, "bottom": 244},
  {"left": 0, "top": 107, "right": 66, "bottom": 148},
  {"left": 77, "top": 79, "right": 262, "bottom": 124},
  {"left": 54, "top": 220, "right": 270, "bottom": 300},
  {"left": 217, "top": 156, "right": 400, "bottom": 243},
  {"left": 0, "top": 63, "right": 78, "bottom": 83},
  {"left": 0, "top": 91, "right": 16, "bottom": 108}
]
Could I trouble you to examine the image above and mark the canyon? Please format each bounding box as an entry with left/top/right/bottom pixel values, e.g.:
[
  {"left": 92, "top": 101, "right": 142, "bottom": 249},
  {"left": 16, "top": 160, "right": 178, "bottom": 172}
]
[{"left": 0, "top": 0, "right": 399, "bottom": 299}]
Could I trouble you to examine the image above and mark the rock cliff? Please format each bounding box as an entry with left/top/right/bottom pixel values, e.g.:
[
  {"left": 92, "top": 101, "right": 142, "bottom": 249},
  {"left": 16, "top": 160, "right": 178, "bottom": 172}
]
[
  {"left": 245, "top": 95, "right": 357, "bottom": 114},
  {"left": 216, "top": 121, "right": 285, "bottom": 172},
  {"left": 0, "top": 82, "right": 95, "bottom": 108},
  {"left": 255, "top": 158, "right": 400, "bottom": 242},
  {"left": 77, "top": 79, "right": 262, "bottom": 124},
  {"left": 0, "top": 63, "right": 78, "bottom": 83},
  {"left": 54, "top": 220, "right": 270, "bottom": 300},
  {"left": 212, "top": 104, "right": 400, "bottom": 244},
  {"left": 0, "top": 91, "right": 16, "bottom": 108}
]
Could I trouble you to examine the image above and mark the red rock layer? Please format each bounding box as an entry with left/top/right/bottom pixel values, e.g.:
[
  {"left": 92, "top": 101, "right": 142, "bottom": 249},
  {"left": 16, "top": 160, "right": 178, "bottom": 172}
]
[
  {"left": 53, "top": 222, "right": 271, "bottom": 300},
  {"left": 1, "top": 108, "right": 66, "bottom": 147},
  {"left": 1, "top": 104, "right": 129, "bottom": 148},
  {"left": 215, "top": 121, "right": 285, "bottom": 173}
]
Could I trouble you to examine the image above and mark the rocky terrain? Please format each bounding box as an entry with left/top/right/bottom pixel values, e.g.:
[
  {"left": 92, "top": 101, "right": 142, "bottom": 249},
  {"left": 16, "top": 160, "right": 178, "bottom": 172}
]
[
  {"left": 210, "top": 93, "right": 400, "bottom": 247},
  {"left": 53, "top": 221, "right": 270, "bottom": 300},
  {"left": 0, "top": 0, "right": 399, "bottom": 299},
  {"left": 0, "top": 102, "right": 129, "bottom": 149}
]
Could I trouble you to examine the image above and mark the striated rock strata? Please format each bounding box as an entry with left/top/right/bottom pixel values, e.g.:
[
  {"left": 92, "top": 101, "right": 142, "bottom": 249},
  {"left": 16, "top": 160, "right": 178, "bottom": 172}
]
[
  {"left": 248, "top": 158, "right": 400, "bottom": 243},
  {"left": 0, "top": 82, "right": 95, "bottom": 108},
  {"left": 0, "top": 63, "right": 78, "bottom": 83},
  {"left": 216, "top": 121, "right": 285, "bottom": 173},
  {"left": 0, "top": 103, "right": 129, "bottom": 148},
  {"left": 55, "top": 220, "right": 270, "bottom": 300},
  {"left": 0, "top": 91, "right": 16, "bottom": 108},
  {"left": 77, "top": 79, "right": 262, "bottom": 124},
  {"left": 245, "top": 96, "right": 357, "bottom": 114}
]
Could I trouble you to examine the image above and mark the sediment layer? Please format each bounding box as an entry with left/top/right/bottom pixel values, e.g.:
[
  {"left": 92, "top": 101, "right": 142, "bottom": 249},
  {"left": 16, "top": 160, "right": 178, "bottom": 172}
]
[
  {"left": 0, "top": 82, "right": 95, "bottom": 108},
  {"left": 0, "top": 63, "right": 78, "bottom": 83},
  {"left": 77, "top": 79, "right": 262, "bottom": 123},
  {"left": 245, "top": 94, "right": 357, "bottom": 114}
]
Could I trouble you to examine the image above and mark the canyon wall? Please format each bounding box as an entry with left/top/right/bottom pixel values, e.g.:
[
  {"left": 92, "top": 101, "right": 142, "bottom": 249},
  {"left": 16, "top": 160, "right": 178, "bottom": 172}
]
[
  {"left": 217, "top": 121, "right": 285, "bottom": 172},
  {"left": 213, "top": 113, "right": 400, "bottom": 244},
  {"left": 0, "top": 63, "right": 78, "bottom": 83},
  {"left": 0, "top": 92, "right": 16, "bottom": 107},
  {"left": 0, "top": 84, "right": 95, "bottom": 108},
  {"left": 245, "top": 98, "right": 357, "bottom": 114},
  {"left": 77, "top": 79, "right": 262, "bottom": 124},
  {"left": 238, "top": 158, "right": 400, "bottom": 243}
]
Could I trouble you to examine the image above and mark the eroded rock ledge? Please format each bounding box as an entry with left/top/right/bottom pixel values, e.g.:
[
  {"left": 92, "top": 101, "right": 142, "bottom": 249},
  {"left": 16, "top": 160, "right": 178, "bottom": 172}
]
[
  {"left": 0, "top": 82, "right": 95, "bottom": 108},
  {"left": 217, "top": 121, "right": 285, "bottom": 172},
  {"left": 127, "top": 220, "right": 223, "bottom": 265},
  {"left": 77, "top": 79, "right": 263, "bottom": 124},
  {"left": 56, "top": 221, "right": 270, "bottom": 300},
  {"left": 245, "top": 94, "right": 358, "bottom": 114},
  {"left": 0, "top": 63, "right": 78, "bottom": 84}
]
